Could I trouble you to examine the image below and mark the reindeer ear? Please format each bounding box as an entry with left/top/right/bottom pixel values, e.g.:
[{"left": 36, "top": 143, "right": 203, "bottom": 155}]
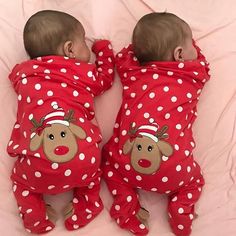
[
  {"left": 69, "top": 123, "right": 86, "bottom": 139},
  {"left": 30, "top": 132, "right": 44, "bottom": 151},
  {"left": 157, "top": 141, "right": 174, "bottom": 157},
  {"left": 123, "top": 139, "right": 134, "bottom": 155}
]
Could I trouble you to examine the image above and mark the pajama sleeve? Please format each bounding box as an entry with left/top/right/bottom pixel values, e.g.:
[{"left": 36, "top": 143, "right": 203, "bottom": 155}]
[
  {"left": 192, "top": 40, "right": 211, "bottom": 83},
  {"left": 115, "top": 44, "right": 139, "bottom": 82},
  {"left": 91, "top": 40, "right": 115, "bottom": 96}
]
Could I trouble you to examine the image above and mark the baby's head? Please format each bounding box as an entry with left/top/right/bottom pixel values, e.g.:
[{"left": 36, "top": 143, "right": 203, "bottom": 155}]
[
  {"left": 24, "top": 10, "right": 90, "bottom": 61},
  {"left": 132, "top": 12, "right": 197, "bottom": 64}
]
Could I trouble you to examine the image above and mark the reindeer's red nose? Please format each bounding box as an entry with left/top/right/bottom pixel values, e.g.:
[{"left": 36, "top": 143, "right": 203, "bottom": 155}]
[
  {"left": 138, "top": 159, "right": 151, "bottom": 168},
  {"left": 54, "top": 146, "right": 69, "bottom": 155}
]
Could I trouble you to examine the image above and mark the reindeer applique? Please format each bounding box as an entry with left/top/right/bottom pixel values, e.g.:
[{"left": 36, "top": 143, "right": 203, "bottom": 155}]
[
  {"left": 123, "top": 123, "right": 174, "bottom": 175},
  {"left": 29, "top": 104, "right": 86, "bottom": 163}
]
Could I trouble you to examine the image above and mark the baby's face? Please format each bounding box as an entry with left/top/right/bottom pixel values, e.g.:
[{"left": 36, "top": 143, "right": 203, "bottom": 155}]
[
  {"left": 181, "top": 26, "right": 197, "bottom": 61},
  {"left": 72, "top": 27, "right": 90, "bottom": 62}
]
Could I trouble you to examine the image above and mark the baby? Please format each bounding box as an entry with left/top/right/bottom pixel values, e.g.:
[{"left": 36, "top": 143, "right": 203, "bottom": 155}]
[
  {"left": 102, "top": 12, "right": 210, "bottom": 236},
  {"left": 7, "top": 10, "right": 115, "bottom": 234}
]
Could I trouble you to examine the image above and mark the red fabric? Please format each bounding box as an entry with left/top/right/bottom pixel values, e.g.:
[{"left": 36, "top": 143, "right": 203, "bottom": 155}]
[
  {"left": 7, "top": 40, "right": 114, "bottom": 234},
  {"left": 102, "top": 42, "right": 210, "bottom": 235}
]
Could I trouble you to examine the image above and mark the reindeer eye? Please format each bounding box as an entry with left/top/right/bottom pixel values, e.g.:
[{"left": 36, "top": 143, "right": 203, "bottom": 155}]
[
  {"left": 136, "top": 144, "right": 142, "bottom": 151},
  {"left": 48, "top": 134, "right": 54, "bottom": 140},
  {"left": 61, "top": 131, "right": 66, "bottom": 138},
  {"left": 148, "top": 145, "right": 153, "bottom": 152}
]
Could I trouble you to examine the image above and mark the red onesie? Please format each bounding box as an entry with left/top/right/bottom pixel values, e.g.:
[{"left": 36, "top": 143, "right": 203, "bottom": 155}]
[
  {"left": 7, "top": 40, "right": 114, "bottom": 234},
  {"left": 102, "top": 43, "right": 210, "bottom": 235}
]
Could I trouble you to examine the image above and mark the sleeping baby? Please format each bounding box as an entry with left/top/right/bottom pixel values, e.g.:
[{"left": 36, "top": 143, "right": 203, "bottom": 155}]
[
  {"left": 102, "top": 12, "right": 210, "bottom": 236},
  {"left": 7, "top": 10, "right": 114, "bottom": 234}
]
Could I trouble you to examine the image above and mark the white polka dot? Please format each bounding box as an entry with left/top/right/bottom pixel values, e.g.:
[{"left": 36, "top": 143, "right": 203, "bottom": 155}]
[
  {"left": 22, "top": 174, "right": 27, "bottom": 180},
  {"left": 125, "top": 164, "right": 131, "bottom": 171},
  {"left": 174, "top": 144, "right": 179, "bottom": 150},
  {"left": 48, "top": 185, "right": 55, "bottom": 190},
  {"left": 187, "top": 93, "right": 192, "bottom": 98},
  {"left": 137, "top": 103, "right": 143, "bottom": 109},
  {"left": 46, "top": 226, "right": 52, "bottom": 231},
  {"left": 136, "top": 175, "right": 142, "bottom": 181},
  {"left": 176, "top": 165, "right": 182, "bottom": 172},
  {"left": 95, "top": 201, "right": 100, "bottom": 207},
  {"left": 61, "top": 82, "right": 67, "bottom": 88},
  {"left": 178, "top": 208, "right": 184, "bottom": 214},
  {"left": 139, "top": 224, "right": 145, "bottom": 229},
  {"left": 63, "top": 185, "right": 70, "bottom": 189},
  {"left": 112, "top": 189, "right": 117, "bottom": 195},
  {"left": 171, "top": 96, "right": 177, "bottom": 102},
  {"left": 179, "top": 181, "right": 184, "bottom": 186},
  {"left": 22, "top": 190, "right": 29, "bottom": 197},
  {"left": 178, "top": 224, "right": 184, "bottom": 230},
  {"left": 178, "top": 62, "right": 184, "bottom": 68},
  {"left": 73, "top": 198, "right": 79, "bottom": 204},
  {"left": 91, "top": 157, "right": 96, "bottom": 164},
  {"left": 157, "top": 106, "right": 163, "bottom": 111},
  {"left": 144, "top": 112, "right": 150, "bottom": 118},
  {"left": 34, "top": 221, "right": 40, "bottom": 227},
  {"left": 125, "top": 110, "right": 131, "bottom": 116},
  {"left": 35, "top": 171, "right": 41, "bottom": 178},
  {"left": 79, "top": 153, "right": 85, "bottom": 160},
  {"left": 60, "top": 68, "right": 67, "bottom": 73},
  {"left": 141, "top": 68, "right": 147, "bottom": 73},
  {"left": 115, "top": 205, "right": 120, "bottom": 211},
  {"left": 51, "top": 163, "right": 58, "bottom": 170},
  {"left": 162, "top": 176, "right": 168, "bottom": 182},
  {"left": 44, "top": 69, "right": 50, "bottom": 74},
  {"left": 71, "top": 214, "right": 77, "bottom": 221},
  {"left": 73, "top": 90, "right": 79, "bottom": 97},
  {"left": 163, "top": 86, "right": 169, "bottom": 92},
  {"left": 185, "top": 150, "right": 190, "bottom": 156},
  {"left": 151, "top": 188, "right": 157, "bottom": 191},
  {"left": 108, "top": 171, "right": 113, "bottom": 177},
  {"left": 162, "top": 156, "right": 168, "bottom": 161},
  {"left": 149, "top": 92, "right": 155, "bottom": 99},
  {"left": 130, "top": 93, "right": 136, "bottom": 98},
  {"left": 165, "top": 113, "right": 171, "bottom": 119},
  {"left": 22, "top": 78, "right": 27, "bottom": 84},
  {"left": 127, "top": 196, "right": 132, "bottom": 202},
  {"left": 177, "top": 79, "right": 183, "bottom": 84},
  {"left": 18, "top": 95, "right": 22, "bottom": 101},
  {"left": 87, "top": 214, "right": 92, "bottom": 219},
  {"left": 153, "top": 73, "right": 159, "bottom": 79},
  {"left": 86, "top": 137, "right": 92, "bottom": 143},
  {"left": 142, "top": 84, "right": 147, "bottom": 90},
  {"left": 167, "top": 71, "right": 173, "bottom": 76},
  {"left": 189, "top": 214, "right": 194, "bottom": 220},
  {"left": 176, "top": 124, "right": 182, "bottom": 130},
  {"left": 200, "top": 61, "right": 205, "bottom": 66},
  {"left": 187, "top": 193, "right": 193, "bottom": 199},
  {"left": 87, "top": 71, "right": 93, "bottom": 77},
  {"left": 47, "top": 90, "right": 53, "bottom": 96},
  {"left": 35, "top": 84, "right": 41, "bottom": 90},
  {"left": 37, "top": 99, "right": 44, "bottom": 105},
  {"left": 114, "top": 163, "right": 119, "bottom": 169},
  {"left": 98, "top": 51, "right": 103, "bottom": 56},
  {"left": 33, "top": 65, "right": 38, "bottom": 69},
  {"left": 64, "top": 169, "right": 71, "bottom": 176},
  {"left": 172, "top": 196, "right": 178, "bottom": 202},
  {"left": 82, "top": 174, "right": 88, "bottom": 180},
  {"left": 108, "top": 68, "right": 113, "bottom": 74},
  {"left": 130, "top": 76, "right": 136, "bottom": 81},
  {"left": 187, "top": 166, "right": 191, "bottom": 172}
]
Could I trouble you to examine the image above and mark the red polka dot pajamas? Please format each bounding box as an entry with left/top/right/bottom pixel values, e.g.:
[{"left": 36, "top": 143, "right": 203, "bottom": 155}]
[
  {"left": 102, "top": 42, "right": 210, "bottom": 235},
  {"left": 7, "top": 40, "right": 115, "bottom": 234}
]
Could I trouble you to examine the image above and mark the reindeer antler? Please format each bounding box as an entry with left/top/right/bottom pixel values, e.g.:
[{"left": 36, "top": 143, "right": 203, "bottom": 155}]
[
  {"left": 64, "top": 109, "right": 75, "bottom": 122},
  {"left": 156, "top": 125, "right": 169, "bottom": 139},
  {"left": 30, "top": 117, "right": 44, "bottom": 129}
]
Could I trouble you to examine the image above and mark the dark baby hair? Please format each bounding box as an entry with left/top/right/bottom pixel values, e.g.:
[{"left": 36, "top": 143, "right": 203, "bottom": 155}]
[
  {"left": 132, "top": 12, "right": 189, "bottom": 63},
  {"left": 23, "top": 10, "right": 83, "bottom": 59}
]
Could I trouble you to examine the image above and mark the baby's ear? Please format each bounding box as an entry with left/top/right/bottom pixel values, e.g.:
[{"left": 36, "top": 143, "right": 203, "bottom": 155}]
[
  {"left": 173, "top": 46, "right": 184, "bottom": 61},
  {"left": 63, "top": 41, "right": 74, "bottom": 58}
]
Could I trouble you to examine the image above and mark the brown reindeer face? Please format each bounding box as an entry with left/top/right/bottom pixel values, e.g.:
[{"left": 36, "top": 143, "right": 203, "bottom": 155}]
[
  {"left": 123, "top": 124, "right": 174, "bottom": 175},
  {"left": 131, "top": 137, "right": 162, "bottom": 174},
  {"left": 30, "top": 123, "right": 86, "bottom": 163}
]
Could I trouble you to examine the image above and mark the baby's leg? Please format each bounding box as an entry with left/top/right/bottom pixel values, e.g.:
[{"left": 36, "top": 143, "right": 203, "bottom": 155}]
[
  {"left": 12, "top": 181, "right": 55, "bottom": 234},
  {"left": 167, "top": 176, "right": 204, "bottom": 236},
  {"left": 64, "top": 176, "right": 103, "bottom": 230},
  {"left": 103, "top": 161, "right": 149, "bottom": 235}
]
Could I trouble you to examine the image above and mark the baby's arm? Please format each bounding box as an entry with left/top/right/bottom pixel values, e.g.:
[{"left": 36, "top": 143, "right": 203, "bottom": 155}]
[
  {"left": 115, "top": 44, "right": 139, "bottom": 80},
  {"left": 91, "top": 40, "right": 115, "bottom": 96}
]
